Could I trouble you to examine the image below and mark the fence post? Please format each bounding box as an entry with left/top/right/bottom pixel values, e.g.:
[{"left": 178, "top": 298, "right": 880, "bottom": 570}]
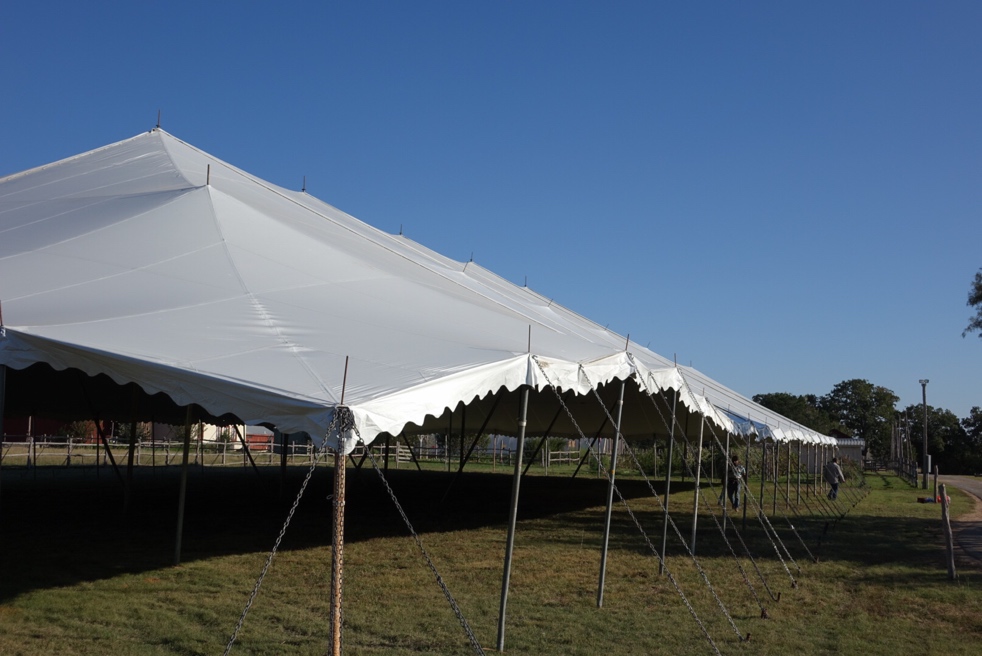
[{"left": 940, "top": 484, "right": 956, "bottom": 580}]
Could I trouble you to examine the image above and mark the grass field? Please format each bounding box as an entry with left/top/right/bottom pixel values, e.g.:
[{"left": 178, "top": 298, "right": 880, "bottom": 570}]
[{"left": 0, "top": 461, "right": 979, "bottom": 655}]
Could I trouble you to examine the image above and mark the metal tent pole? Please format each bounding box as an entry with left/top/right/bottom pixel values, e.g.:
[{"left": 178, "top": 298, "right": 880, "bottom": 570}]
[
  {"left": 785, "top": 441, "right": 791, "bottom": 509},
  {"left": 722, "top": 428, "right": 732, "bottom": 534},
  {"left": 173, "top": 405, "right": 193, "bottom": 565},
  {"left": 742, "top": 435, "right": 750, "bottom": 530},
  {"left": 497, "top": 385, "right": 530, "bottom": 652},
  {"left": 0, "top": 364, "right": 5, "bottom": 513},
  {"left": 772, "top": 441, "right": 778, "bottom": 515},
  {"left": 597, "top": 381, "right": 626, "bottom": 607},
  {"left": 689, "top": 415, "right": 706, "bottom": 554},
  {"left": 658, "top": 389, "right": 678, "bottom": 575},
  {"left": 796, "top": 440, "right": 802, "bottom": 505}
]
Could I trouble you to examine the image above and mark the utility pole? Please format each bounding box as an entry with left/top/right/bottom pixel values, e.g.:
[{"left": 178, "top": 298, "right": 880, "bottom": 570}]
[{"left": 919, "top": 379, "right": 929, "bottom": 490}]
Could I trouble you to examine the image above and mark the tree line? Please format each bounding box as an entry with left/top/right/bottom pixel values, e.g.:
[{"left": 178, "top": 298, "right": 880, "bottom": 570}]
[
  {"left": 753, "top": 381, "right": 982, "bottom": 475},
  {"left": 750, "top": 269, "right": 982, "bottom": 475}
]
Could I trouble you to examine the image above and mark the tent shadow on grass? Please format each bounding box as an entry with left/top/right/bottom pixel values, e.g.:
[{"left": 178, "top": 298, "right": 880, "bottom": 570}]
[
  {"left": 0, "top": 466, "right": 665, "bottom": 602},
  {"left": 0, "top": 465, "right": 942, "bottom": 605}
]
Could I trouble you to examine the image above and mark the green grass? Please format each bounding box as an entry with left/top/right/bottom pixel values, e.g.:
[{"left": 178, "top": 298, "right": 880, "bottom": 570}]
[{"left": 0, "top": 465, "right": 979, "bottom": 655}]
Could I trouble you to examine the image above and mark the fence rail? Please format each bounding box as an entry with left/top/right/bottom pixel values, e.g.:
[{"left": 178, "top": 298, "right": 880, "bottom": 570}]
[
  {"left": 0, "top": 436, "right": 317, "bottom": 468},
  {"left": 0, "top": 436, "right": 585, "bottom": 474}
]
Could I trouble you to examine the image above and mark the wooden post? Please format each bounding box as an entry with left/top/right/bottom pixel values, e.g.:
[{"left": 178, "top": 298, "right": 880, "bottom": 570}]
[
  {"left": 940, "top": 483, "right": 956, "bottom": 581},
  {"left": 329, "top": 441, "right": 347, "bottom": 656}
]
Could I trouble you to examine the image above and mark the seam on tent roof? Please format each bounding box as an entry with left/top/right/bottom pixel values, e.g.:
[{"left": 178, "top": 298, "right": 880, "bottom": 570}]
[
  {"left": 0, "top": 191, "right": 220, "bottom": 301},
  {"left": 0, "top": 131, "right": 150, "bottom": 186},
  {"left": 203, "top": 185, "right": 340, "bottom": 406},
  {"left": 159, "top": 130, "right": 610, "bottom": 342}
]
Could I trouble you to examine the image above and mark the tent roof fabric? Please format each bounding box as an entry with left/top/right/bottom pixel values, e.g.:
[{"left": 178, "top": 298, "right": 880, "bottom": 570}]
[{"left": 0, "top": 130, "right": 830, "bottom": 450}]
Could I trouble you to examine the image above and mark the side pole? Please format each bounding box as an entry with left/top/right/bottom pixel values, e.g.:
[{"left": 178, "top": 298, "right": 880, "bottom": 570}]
[
  {"left": 597, "top": 381, "right": 627, "bottom": 607},
  {"left": 742, "top": 436, "right": 750, "bottom": 530},
  {"left": 758, "top": 442, "right": 766, "bottom": 516},
  {"left": 772, "top": 441, "right": 778, "bottom": 515},
  {"left": 785, "top": 441, "right": 791, "bottom": 509},
  {"left": 722, "top": 428, "right": 732, "bottom": 534},
  {"left": 174, "top": 406, "right": 193, "bottom": 565},
  {"left": 796, "top": 440, "right": 802, "bottom": 505},
  {"left": 689, "top": 416, "right": 706, "bottom": 554},
  {"left": 658, "top": 390, "right": 678, "bottom": 575},
  {"left": 497, "top": 385, "right": 530, "bottom": 652},
  {"left": 280, "top": 431, "right": 289, "bottom": 498},
  {"left": 0, "top": 364, "right": 5, "bottom": 514}
]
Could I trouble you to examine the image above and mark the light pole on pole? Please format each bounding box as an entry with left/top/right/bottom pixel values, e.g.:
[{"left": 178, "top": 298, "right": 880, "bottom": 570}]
[{"left": 919, "top": 379, "right": 929, "bottom": 490}]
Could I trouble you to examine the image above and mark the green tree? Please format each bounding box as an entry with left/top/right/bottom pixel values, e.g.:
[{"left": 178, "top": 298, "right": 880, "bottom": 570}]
[
  {"left": 960, "top": 407, "right": 982, "bottom": 474},
  {"left": 819, "top": 379, "right": 899, "bottom": 458},
  {"left": 752, "top": 392, "right": 833, "bottom": 434},
  {"left": 964, "top": 268, "right": 982, "bottom": 338},
  {"left": 904, "top": 404, "right": 969, "bottom": 474}
]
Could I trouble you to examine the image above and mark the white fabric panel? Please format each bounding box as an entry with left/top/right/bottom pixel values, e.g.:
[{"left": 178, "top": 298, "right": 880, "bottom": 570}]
[{"left": 0, "top": 129, "right": 833, "bottom": 449}]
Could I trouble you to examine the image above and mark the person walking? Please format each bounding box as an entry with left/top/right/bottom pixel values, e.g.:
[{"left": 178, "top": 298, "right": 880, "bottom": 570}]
[
  {"left": 824, "top": 456, "right": 846, "bottom": 500},
  {"left": 726, "top": 455, "right": 746, "bottom": 510}
]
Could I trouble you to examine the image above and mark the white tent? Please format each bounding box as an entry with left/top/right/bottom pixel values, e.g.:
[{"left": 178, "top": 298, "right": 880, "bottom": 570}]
[{"left": 0, "top": 129, "right": 829, "bottom": 450}]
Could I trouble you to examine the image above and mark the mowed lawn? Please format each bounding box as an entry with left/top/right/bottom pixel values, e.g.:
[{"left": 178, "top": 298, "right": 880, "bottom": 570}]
[{"left": 0, "top": 462, "right": 979, "bottom": 655}]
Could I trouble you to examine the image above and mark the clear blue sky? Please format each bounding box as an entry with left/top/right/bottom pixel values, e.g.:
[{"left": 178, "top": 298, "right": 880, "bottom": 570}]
[{"left": 3, "top": 2, "right": 980, "bottom": 418}]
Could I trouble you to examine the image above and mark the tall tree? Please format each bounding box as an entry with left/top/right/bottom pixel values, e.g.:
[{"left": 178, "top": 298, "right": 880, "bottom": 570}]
[
  {"left": 960, "top": 407, "right": 982, "bottom": 474},
  {"left": 752, "top": 392, "right": 833, "bottom": 434},
  {"left": 819, "top": 379, "right": 899, "bottom": 458},
  {"left": 964, "top": 268, "right": 982, "bottom": 338},
  {"left": 904, "top": 404, "right": 969, "bottom": 474}
]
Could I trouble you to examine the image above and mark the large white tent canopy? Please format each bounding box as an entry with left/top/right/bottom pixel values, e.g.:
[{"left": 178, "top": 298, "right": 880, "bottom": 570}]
[{"left": 0, "top": 129, "right": 830, "bottom": 451}]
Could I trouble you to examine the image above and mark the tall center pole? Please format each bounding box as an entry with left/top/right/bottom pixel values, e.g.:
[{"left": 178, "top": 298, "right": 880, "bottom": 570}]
[
  {"left": 920, "top": 379, "right": 929, "bottom": 489},
  {"left": 658, "top": 390, "right": 678, "bottom": 575},
  {"left": 497, "top": 385, "right": 530, "bottom": 652},
  {"left": 597, "top": 381, "right": 627, "bottom": 607}
]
